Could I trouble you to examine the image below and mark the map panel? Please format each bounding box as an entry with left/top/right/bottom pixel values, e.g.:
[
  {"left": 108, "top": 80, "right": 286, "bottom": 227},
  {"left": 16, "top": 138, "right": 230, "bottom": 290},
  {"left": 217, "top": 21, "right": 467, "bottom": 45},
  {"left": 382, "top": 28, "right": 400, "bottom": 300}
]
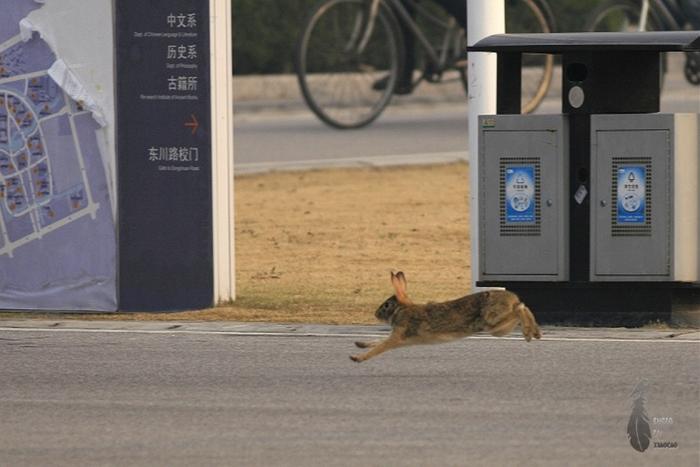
[
  {"left": 0, "top": 1, "right": 116, "bottom": 311},
  {"left": 0, "top": 38, "right": 56, "bottom": 78},
  {"left": 0, "top": 0, "right": 41, "bottom": 44}
]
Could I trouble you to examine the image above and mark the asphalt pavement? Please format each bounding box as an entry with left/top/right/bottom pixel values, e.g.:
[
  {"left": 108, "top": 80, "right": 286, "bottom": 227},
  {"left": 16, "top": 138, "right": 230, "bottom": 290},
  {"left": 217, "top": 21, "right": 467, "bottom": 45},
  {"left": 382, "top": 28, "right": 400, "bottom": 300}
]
[{"left": 1, "top": 321, "right": 698, "bottom": 466}]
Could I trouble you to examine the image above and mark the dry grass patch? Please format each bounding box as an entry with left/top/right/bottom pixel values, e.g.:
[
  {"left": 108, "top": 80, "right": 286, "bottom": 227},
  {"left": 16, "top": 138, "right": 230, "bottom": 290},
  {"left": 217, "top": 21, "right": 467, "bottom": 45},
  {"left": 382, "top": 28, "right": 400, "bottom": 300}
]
[{"left": 229, "top": 162, "right": 472, "bottom": 323}]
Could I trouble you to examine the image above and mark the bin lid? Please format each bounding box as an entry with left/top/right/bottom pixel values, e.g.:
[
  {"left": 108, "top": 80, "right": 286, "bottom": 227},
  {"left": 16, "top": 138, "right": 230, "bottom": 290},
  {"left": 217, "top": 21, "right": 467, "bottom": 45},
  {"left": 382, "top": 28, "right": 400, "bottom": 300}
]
[{"left": 468, "top": 31, "right": 700, "bottom": 53}]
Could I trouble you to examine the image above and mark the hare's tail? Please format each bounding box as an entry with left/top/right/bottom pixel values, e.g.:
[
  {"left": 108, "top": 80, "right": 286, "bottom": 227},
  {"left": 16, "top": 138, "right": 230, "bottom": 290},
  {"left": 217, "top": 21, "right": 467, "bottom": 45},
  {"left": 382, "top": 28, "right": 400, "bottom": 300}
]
[{"left": 514, "top": 303, "right": 541, "bottom": 342}]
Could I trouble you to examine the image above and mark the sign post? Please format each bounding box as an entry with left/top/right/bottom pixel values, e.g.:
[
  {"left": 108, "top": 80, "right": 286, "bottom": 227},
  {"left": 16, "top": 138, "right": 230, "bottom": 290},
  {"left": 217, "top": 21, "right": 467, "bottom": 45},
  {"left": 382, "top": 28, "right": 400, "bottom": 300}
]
[
  {"left": 115, "top": 0, "right": 216, "bottom": 310},
  {"left": 209, "top": 0, "right": 236, "bottom": 305},
  {"left": 0, "top": 0, "right": 234, "bottom": 312}
]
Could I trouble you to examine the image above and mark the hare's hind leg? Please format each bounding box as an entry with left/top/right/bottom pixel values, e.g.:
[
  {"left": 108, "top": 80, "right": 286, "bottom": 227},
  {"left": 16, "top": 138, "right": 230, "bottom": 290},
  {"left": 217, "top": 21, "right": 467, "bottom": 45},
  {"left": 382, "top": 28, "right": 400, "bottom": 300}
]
[
  {"left": 488, "top": 314, "right": 519, "bottom": 337},
  {"left": 482, "top": 293, "right": 520, "bottom": 337},
  {"left": 515, "top": 304, "right": 542, "bottom": 341},
  {"left": 483, "top": 303, "right": 514, "bottom": 325}
]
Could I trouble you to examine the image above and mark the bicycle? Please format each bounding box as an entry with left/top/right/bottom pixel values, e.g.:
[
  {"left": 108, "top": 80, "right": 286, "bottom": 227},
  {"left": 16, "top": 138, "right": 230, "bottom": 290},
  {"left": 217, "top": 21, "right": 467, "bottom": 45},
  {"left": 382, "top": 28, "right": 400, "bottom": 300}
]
[
  {"left": 585, "top": 0, "right": 700, "bottom": 86},
  {"left": 295, "top": 0, "right": 556, "bottom": 129}
]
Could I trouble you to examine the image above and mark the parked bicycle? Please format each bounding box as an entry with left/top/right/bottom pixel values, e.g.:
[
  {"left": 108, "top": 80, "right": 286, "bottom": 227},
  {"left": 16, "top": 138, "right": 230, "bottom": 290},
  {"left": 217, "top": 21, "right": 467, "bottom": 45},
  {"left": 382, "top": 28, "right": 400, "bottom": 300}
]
[
  {"left": 295, "top": 0, "right": 556, "bottom": 129},
  {"left": 585, "top": 0, "right": 700, "bottom": 86}
]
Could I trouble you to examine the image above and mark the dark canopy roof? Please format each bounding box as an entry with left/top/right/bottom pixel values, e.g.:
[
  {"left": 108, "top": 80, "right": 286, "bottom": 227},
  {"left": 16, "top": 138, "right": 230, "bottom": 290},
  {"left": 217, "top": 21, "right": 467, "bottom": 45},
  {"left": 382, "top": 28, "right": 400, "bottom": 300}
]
[{"left": 468, "top": 31, "right": 700, "bottom": 53}]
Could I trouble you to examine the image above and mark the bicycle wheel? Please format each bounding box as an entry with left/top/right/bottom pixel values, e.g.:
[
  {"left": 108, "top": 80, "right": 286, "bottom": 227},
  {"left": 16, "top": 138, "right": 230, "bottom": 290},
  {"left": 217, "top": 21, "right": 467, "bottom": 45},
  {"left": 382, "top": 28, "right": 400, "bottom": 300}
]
[
  {"left": 295, "top": 0, "right": 404, "bottom": 129},
  {"left": 584, "top": 0, "right": 662, "bottom": 32},
  {"left": 584, "top": 0, "right": 666, "bottom": 88},
  {"left": 504, "top": 0, "right": 555, "bottom": 114}
]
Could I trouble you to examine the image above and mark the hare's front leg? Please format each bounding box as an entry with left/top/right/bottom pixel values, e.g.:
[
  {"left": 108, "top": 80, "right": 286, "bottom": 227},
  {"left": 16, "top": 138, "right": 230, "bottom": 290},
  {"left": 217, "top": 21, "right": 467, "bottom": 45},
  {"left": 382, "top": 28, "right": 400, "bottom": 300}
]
[
  {"left": 350, "top": 335, "right": 403, "bottom": 362},
  {"left": 354, "top": 340, "right": 380, "bottom": 349}
]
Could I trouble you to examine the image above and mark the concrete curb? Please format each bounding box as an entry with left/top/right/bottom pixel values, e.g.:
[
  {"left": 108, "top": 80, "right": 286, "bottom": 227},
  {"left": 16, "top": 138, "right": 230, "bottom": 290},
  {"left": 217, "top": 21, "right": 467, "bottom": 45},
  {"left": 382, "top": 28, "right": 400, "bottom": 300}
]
[
  {"left": 235, "top": 151, "right": 468, "bottom": 175},
  {"left": 1, "top": 319, "right": 698, "bottom": 341}
]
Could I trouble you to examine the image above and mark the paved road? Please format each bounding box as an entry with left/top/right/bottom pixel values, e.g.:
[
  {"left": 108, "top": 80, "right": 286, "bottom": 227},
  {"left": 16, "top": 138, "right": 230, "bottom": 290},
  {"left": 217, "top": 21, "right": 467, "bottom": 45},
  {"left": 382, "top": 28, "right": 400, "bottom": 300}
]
[
  {"left": 234, "top": 105, "right": 470, "bottom": 173},
  {"left": 233, "top": 61, "right": 699, "bottom": 173},
  {"left": 1, "top": 322, "right": 698, "bottom": 466}
]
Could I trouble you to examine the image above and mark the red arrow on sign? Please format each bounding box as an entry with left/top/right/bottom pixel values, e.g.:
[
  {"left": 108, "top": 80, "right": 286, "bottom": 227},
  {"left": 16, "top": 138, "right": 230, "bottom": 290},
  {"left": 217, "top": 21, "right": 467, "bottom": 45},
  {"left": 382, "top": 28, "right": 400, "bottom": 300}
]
[{"left": 184, "top": 114, "right": 199, "bottom": 135}]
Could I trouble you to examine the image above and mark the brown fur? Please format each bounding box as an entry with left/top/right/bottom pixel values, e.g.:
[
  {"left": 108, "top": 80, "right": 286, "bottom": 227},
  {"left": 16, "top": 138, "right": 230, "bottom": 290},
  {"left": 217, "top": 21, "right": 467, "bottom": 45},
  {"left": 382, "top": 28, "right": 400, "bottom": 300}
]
[{"left": 350, "top": 271, "right": 541, "bottom": 362}]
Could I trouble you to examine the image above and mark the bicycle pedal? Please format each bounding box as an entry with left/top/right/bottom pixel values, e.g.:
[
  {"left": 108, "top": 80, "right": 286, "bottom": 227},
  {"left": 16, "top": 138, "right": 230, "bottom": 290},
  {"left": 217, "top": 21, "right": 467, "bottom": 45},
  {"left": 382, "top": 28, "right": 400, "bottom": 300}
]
[{"left": 393, "top": 83, "right": 414, "bottom": 95}]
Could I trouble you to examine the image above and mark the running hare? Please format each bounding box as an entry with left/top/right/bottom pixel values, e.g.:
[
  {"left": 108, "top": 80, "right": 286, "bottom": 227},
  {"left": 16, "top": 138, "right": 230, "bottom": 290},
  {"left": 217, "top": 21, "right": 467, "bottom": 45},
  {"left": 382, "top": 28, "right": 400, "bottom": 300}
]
[{"left": 350, "top": 271, "right": 541, "bottom": 362}]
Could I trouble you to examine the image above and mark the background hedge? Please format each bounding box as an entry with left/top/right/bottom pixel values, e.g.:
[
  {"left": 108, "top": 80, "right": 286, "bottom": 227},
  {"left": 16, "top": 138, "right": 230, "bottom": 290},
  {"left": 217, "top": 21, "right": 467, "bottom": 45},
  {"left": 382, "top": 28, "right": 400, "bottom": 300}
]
[{"left": 233, "top": 0, "right": 601, "bottom": 75}]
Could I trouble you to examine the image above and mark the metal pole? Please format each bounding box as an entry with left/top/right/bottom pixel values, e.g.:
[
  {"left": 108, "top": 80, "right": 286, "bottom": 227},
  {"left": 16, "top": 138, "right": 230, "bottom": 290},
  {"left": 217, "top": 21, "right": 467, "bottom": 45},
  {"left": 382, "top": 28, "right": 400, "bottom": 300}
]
[{"left": 467, "top": 0, "right": 504, "bottom": 291}]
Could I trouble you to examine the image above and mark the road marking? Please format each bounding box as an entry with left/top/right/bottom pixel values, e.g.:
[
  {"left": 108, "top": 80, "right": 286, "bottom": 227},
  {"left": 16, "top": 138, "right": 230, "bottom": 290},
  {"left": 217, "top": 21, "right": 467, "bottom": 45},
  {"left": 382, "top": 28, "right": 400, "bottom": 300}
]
[{"left": 0, "top": 326, "right": 697, "bottom": 343}]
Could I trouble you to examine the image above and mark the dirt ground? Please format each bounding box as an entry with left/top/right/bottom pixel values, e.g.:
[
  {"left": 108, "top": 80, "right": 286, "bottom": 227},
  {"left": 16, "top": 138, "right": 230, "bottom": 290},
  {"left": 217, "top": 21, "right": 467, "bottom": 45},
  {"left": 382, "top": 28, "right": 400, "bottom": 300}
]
[{"left": 3, "top": 163, "right": 472, "bottom": 324}]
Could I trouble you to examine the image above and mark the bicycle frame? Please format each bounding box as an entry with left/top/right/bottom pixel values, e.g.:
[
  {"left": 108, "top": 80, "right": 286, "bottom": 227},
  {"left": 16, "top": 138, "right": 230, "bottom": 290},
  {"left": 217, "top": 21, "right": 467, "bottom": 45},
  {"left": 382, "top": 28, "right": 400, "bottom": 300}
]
[
  {"left": 639, "top": 0, "right": 684, "bottom": 30},
  {"left": 634, "top": 0, "right": 700, "bottom": 86},
  {"left": 358, "top": 0, "right": 462, "bottom": 74}
]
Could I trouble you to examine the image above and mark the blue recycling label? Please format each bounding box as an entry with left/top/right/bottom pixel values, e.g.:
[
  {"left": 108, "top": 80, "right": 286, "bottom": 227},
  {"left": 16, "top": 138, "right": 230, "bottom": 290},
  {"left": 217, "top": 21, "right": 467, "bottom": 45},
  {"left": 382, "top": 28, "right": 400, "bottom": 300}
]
[
  {"left": 617, "top": 166, "right": 646, "bottom": 224},
  {"left": 505, "top": 166, "right": 535, "bottom": 223}
]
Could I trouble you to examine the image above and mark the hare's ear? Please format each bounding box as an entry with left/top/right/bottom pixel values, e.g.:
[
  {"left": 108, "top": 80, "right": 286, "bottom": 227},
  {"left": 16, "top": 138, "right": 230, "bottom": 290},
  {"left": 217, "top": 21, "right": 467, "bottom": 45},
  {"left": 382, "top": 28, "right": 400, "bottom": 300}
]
[{"left": 391, "top": 271, "right": 412, "bottom": 305}]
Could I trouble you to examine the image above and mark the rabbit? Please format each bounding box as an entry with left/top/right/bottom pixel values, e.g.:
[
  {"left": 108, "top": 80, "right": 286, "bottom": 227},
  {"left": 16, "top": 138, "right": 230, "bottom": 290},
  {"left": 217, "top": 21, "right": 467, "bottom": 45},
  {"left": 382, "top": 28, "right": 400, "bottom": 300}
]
[{"left": 350, "top": 271, "right": 541, "bottom": 362}]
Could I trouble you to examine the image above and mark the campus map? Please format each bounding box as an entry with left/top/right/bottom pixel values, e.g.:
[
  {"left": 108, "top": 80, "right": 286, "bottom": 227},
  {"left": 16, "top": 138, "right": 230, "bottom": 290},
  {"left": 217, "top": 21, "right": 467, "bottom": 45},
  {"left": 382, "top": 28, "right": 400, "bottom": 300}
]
[
  {"left": 0, "top": 0, "right": 116, "bottom": 310},
  {"left": 0, "top": 39, "right": 98, "bottom": 257}
]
